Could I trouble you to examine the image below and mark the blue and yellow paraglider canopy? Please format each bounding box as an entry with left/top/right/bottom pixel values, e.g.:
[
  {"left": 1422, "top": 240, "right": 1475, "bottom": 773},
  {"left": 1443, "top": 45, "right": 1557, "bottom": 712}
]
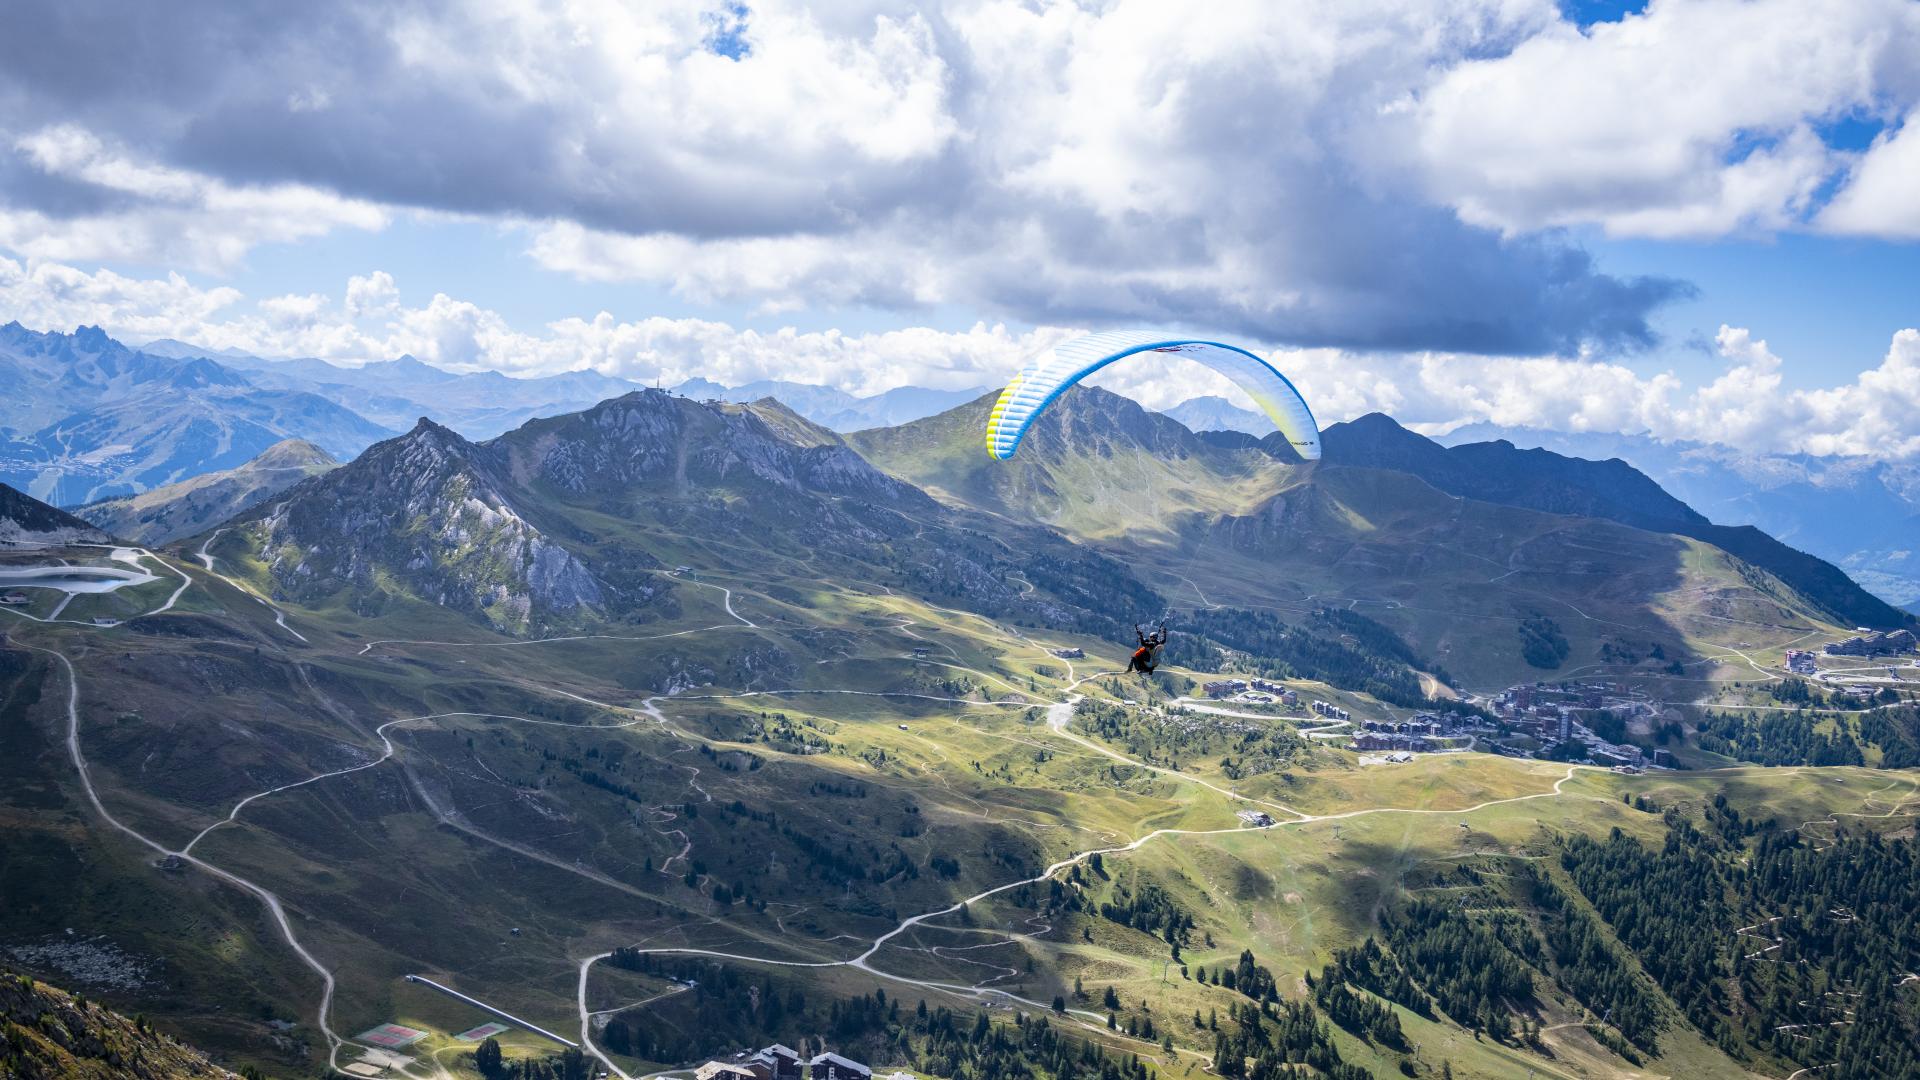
[{"left": 985, "top": 329, "right": 1321, "bottom": 461}]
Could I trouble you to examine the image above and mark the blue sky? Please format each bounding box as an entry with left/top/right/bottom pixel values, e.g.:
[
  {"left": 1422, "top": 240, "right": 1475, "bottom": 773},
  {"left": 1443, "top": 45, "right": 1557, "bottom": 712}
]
[{"left": 1, "top": 0, "right": 1917, "bottom": 455}]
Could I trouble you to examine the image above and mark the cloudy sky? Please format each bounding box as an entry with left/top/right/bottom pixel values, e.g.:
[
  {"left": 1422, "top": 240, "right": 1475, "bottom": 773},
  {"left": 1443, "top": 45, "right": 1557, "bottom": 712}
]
[{"left": 2, "top": 0, "right": 1918, "bottom": 456}]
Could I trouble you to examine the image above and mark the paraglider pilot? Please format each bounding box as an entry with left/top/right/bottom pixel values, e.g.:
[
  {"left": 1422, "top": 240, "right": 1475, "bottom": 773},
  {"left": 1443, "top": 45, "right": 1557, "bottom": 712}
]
[{"left": 1128, "top": 623, "right": 1168, "bottom": 676}]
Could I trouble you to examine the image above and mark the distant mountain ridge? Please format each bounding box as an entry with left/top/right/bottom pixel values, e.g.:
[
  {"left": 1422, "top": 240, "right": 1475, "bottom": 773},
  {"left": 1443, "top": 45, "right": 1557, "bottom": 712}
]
[
  {"left": 0, "top": 323, "right": 391, "bottom": 505},
  {"left": 1324, "top": 413, "right": 1913, "bottom": 629},
  {"left": 1163, "top": 395, "right": 1276, "bottom": 436},
  {"left": 672, "top": 377, "right": 989, "bottom": 431},
  {"left": 143, "top": 334, "right": 988, "bottom": 438},
  {"left": 4, "top": 323, "right": 993, "bottom": 510}
]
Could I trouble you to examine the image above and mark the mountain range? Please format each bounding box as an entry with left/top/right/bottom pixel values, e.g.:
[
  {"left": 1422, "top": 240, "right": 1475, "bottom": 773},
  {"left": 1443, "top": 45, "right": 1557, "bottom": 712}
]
[
  {"left": 1322, "top": 414, "right": 1910, "bottom": 629},
  {"left": 213, "top": 390, "right": 1153, "bottom": 642},
  {"left": 6, "top": 320, "right": 1913, "bottom": 640},
  {"left": 1160, "top": 393, "right": 1920, "bottom": 614},
  {"left": 1441, "top": 423, "right": 1920, "bottom": 613},
  {"left": 0, "top": 324, "right": 389, "bottom": 506},
  {"left": 144, "top": 337, "right": 987, "bottom": 438}
]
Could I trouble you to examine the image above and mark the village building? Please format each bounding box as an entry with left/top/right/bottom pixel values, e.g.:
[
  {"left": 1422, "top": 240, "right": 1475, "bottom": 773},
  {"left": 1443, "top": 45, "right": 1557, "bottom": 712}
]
[
  {"left": 1203, "top": 679, "right": 1248, "bottom": 698},
  {"left": 1824, "top": 629, "right": 1918, "bottom": 657},
  {"left": 749, "top": 1044, "right": 806, "bottom": 1080},
  {"left": 810, "top": 1051, "right": 873, "bottom": 1080}
]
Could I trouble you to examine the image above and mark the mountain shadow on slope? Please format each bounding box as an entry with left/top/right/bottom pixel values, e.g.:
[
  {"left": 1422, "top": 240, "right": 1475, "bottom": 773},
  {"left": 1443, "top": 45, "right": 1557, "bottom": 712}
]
[
  {"left": 1, "top": 482, "right": 113, "bottom": 546},
  {"left": 1323, "top": 413, "right": 1912, "bottom": 630}
]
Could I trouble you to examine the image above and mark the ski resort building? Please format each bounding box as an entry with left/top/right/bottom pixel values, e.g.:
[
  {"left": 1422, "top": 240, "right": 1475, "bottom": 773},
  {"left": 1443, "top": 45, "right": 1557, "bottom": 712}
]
[
  {"left": 751, "top": 1044, "right": 805, "bottom": 1079},
  {"left": 1824, "top": 629, "right": 1918, "bottom": 657},
  {"left": 702, "top": 1046, "right": 876, "bottom": 1080},
  {"left": 809, "top": 1052, "right": 872, "bottom": 1080}
]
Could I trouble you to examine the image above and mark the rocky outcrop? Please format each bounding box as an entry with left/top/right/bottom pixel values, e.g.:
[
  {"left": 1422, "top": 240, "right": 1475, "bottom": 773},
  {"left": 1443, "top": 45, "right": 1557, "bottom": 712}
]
[
  {"left": 245, "top": 419, "right": 611, "bottom": 631},
  {"left": 0, "top": 969, "right": 239, "bottom": 1079}
]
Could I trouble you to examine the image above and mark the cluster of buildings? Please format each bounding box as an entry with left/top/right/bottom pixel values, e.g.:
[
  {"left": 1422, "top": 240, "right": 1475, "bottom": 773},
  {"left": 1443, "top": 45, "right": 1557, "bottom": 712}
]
[
  {"left": 696, "top": 1045, "right": 876, "bottom": 1080},
  {"left": 1483, "top": 679, "right": 1682, "bottom": 769},
  {"left": 1489, "top": 680, "right": 1659, "bottom": 740},
  {"left": 1309, "top": 699, "right": 1349, "bottom": 721},
  {"left": 1348, "top": 712, "right": 1469, "bottom": 752},
  {"left": 1200, "top": 677, "right": 1298, "bottom": 706},
  {"left": 1785, "top": 649, "right": 1819, "bottom": 675},
  {"left": 1049, "top": 647, "right": 1085, "bottom": 659},
  {"left": 1824, "top": 629, "right": 1918, "bottom": 658}
]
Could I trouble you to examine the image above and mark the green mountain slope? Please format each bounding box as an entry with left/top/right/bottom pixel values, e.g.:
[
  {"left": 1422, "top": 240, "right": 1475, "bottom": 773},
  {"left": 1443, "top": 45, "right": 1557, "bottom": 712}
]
[
  {"left": 1323, "top": 413, "right": 1913, "bottom": 630},
  {"left": 855, "top": 387, "right": 1850, "bottom": 689},
  {"left": 74, "top": 440, "right": 337, "bottom": 545},
  {"left": 850, "top": 387, "right": 1298, "bottom": 540}
]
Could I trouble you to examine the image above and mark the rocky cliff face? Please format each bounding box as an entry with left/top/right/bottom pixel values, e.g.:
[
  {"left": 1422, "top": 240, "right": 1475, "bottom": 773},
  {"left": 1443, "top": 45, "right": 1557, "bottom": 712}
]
[{"left": 245, "top": 419, "right": 613, "bottom": 630}]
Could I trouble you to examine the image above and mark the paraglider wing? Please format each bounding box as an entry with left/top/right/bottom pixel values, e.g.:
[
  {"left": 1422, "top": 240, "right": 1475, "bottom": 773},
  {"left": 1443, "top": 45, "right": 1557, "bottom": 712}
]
[{"left": 984, "top": 329, "right": 1321, "bottom": 461}]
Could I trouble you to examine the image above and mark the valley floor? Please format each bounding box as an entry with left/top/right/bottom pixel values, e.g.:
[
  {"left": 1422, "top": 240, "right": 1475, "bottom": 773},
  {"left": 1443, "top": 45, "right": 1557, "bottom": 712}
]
[{"left": 2, "top": 545, "right": 1915, "bottom": 1080}]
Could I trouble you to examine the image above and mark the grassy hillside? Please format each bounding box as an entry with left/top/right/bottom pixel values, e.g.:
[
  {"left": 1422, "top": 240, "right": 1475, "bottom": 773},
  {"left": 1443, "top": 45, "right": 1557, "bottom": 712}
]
[
  {"left": 4, "top": 544, "right": 1913, "bottom": 1079},
  {"left": 76, "top": 440, "right": 337, "bottom": 545},
  {"left": 850, "top": 387, "right": 1296, "bottom": 540},
  {"left": 857, "top": 387, "right": 1851, "bottom": 692}
]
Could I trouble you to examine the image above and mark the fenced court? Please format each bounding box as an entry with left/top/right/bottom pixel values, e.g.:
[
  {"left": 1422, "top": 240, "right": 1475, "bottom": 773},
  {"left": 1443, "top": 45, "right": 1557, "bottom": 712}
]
[
  {"left": 355, "top": 1022, "right": 429, "bottom": 1049},
  {"left": 456, "top": 1022, "right": 510, "bottom": 1041}
]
